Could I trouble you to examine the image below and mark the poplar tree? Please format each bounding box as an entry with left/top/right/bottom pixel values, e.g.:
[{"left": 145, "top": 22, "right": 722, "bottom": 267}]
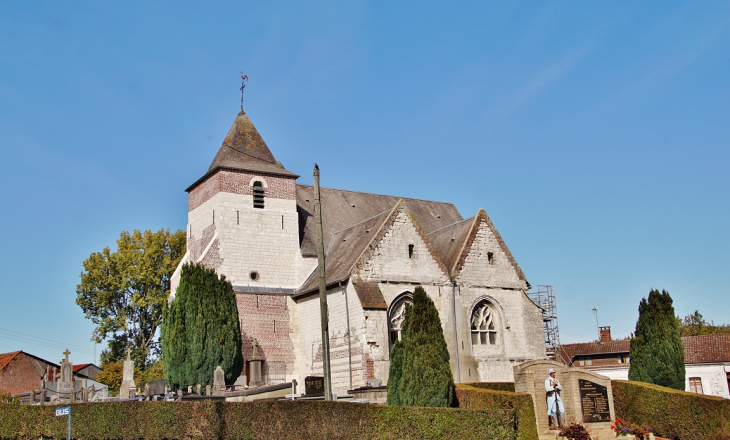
[
  {"left": 387, "top": 286, "right": 454, "bottom": 407},
  {"left": 628, "top": 289, "right": 686, "bottom": 390},
  {"left": 161, "top": 263, "right": 243, "bottom": 390}
]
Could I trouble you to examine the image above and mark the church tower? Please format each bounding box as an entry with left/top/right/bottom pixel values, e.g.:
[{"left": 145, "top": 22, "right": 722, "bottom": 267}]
[{"left": 181, "top": 110, "right": 301, "bottom": 292}]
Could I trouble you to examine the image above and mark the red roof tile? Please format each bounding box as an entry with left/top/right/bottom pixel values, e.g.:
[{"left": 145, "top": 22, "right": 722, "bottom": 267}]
[
  {"left": 0, "top": 351, "right": 22, "bottom": 371},
  {"left": 560, "top": 334, "right": 730, "bottom": 365}
]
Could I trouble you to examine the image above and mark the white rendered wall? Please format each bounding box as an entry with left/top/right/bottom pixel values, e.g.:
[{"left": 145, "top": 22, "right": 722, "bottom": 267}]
[{"left": 187, "top": 192, "right": 301, "bottom": 288}]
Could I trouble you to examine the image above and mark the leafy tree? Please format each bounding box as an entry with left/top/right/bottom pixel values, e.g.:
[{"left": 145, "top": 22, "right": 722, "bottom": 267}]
[
  {"left": 677, "top": 310, "right": 730, "bottom": 337},
  {"left": 628, "top": 289, "right": 686, "bottom": 390},
  {"left": 96, "top": 360, "right": 123, "bottom": 396},
  {"left": 76, "top": 229, "right": 186, "bottom": 367},
  {"left": 161, "top": 263, "right": 243, "bottom": 390},
  {"left": 386, "top": 286, "right": 454, "bottom": 407}
]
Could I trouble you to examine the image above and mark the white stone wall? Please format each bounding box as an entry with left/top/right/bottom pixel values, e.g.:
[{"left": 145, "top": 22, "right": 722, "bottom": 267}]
[
  {"left": 187, "top": 192, "right": 301, "bottom": 288},
  {"left": 355, "top": 208, "right": 450, "bottom": 285},
  {"left": 685, "top": 364, "right": 730, "bottom": 398},
  {"left": 457, "top": 220, "right": 527, "bottom": 290},
  {"left": 289, "top": 283, "right": 370, "bottom": 396}
]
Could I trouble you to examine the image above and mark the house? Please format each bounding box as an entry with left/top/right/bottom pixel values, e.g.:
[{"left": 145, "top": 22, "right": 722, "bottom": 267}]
[
  {"left": 560, "top": 327, "right": 730, "bottom": 398},
  {"left": 170, "top": 109, "right": 546, "bottom": 395},
  {"left": 73, "top": 363, "right": 102, "bottom": 381},
  {"left": 0, "top": 351, "right": 59, "bottom": 395}
]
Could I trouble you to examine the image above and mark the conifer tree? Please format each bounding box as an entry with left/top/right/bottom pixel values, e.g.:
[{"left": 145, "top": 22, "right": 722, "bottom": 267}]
[
  {"left": 628, "top": 289, "right": 686, "bottom": 390},
  {"left": 161, "top": 263, "right": 243, "bottom": 390},
  {"left": 386, "top": 286, "right": 454, "bottom": 407}
]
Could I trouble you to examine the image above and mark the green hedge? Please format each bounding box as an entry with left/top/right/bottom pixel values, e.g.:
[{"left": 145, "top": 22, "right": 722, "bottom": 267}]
[
  {"left": 461, "top": 382, "right": 516, "bottom": 393},
  {"left": 612, "top": 379, "right": 730, "bottom": 440},
  {"left": 0, "top": 400, "right": 518, "bottom": 439},
  {"left": 455, "top": 383, "right": 537, "bottom": 440}
]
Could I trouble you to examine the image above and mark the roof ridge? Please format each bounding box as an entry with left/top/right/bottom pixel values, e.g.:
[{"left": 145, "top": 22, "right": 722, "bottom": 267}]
[{"left": 297, "top": 184, "right": 457, "bottom": 206}]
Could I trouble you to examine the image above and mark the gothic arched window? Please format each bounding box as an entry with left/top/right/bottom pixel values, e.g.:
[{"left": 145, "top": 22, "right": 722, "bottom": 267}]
[
  {"left": 471, "top": 301, "right": 498, "bottom": 345},
  {"left": 388, "top": 293, "right": 413, "bottom": 349}
]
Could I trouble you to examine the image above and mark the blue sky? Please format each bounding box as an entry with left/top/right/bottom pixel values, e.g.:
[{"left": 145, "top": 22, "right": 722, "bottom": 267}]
[{"left": 1, "top": 2, "right": 728, "bottom": 366}]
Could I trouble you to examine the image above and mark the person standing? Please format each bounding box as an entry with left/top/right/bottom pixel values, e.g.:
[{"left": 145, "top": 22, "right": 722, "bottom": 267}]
[{"left": 545, "top": 368, "right": 565, "bottom": 429}]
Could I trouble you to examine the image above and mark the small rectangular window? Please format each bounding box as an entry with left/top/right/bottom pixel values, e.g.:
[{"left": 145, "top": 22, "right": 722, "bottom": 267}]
[
  {"left": 487, "top": 252, "right": 494, "bottom": 265},
  {"left": 689, "top": 377, "right": 703, "bottom": 394},
  {"left": 408, "top": 244, "right": 414, "bottom": 258},
  {"left": 237, "top": 210, "right": 239, "bottom": 225}
]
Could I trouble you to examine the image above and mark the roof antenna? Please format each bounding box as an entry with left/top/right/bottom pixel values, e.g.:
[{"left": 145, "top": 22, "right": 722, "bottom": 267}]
[{"left": 240, "top": 72, "right": 248, "bottom": 111}]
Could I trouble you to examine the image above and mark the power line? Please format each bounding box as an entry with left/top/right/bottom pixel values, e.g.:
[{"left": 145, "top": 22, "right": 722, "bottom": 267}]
[{"left": 0, "top": 328, "right": 96, "bottom": 355}]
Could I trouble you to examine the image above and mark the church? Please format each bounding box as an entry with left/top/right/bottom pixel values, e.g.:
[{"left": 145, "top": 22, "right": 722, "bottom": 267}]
[{"left": 170, "top": 109, "right": 546, "bottom": 395}]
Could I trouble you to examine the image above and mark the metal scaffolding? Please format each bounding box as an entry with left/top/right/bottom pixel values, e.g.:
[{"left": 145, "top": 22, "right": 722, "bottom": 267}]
[{"left": 528, "top": 285, "right": 561, "bottom": 360}]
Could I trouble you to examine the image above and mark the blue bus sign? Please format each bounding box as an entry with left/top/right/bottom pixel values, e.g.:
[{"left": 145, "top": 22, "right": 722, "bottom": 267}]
[{"left": 55, "top": 406, "right": 70, "bottom": 417}]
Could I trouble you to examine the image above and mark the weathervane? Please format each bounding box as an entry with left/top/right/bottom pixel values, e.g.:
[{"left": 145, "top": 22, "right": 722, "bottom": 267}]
[{"left": 240, "top": 72, "right": 248, "bottom": 111}]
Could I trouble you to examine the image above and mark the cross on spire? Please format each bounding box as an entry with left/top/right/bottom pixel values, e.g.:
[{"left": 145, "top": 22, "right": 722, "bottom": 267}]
[
  {"left": 63, "top": 349, "right": 71, "bottom": 363},
  {"left": 240, "top": 72, "right": 248, "bottom": 111},
  {"left": 126, "top": 346, "right": 132, "bottom": 361}
]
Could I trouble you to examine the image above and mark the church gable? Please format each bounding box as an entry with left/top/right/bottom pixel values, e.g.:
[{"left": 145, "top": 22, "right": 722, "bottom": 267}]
[
  {"left": 455, "top": 209, "right": 528, "bottom": 290},
  {"left": 354, "top": 202, "right": 449, "bottom": 284}
]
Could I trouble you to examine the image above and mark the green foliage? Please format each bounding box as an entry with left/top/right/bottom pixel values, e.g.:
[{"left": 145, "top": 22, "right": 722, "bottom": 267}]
[
  {"left": 454, "top": 384, "right": 537, "bottom": 440},
  {"left": 96, "top": 358, "right": 164, "bottom": 396},
  {"left": 161, "top": 263, "right": 243, "bottom": 390},
  {"left": 677, "top": 310, "right": 730, "bottom": 337},
  {"left": 462, "top": 382, "right": 516, "bottom": 392},
  {"left": 0, "top": 394, "right": 19, "bottom": 404},
  {"left": 628, "top": 289, "right": 686, "bottom": 390},
  {"left": 96, "top": 360, "right": 123, "bottom": 395},
  {"left": 0, "top": 400, "right": 520, "bottom": 439},
  {"left": 387, "top": 286, "right": 454, "bottom": 407},
  {"left": 612, "top": 379, "right": 730, "bottom": 440},
  {"left": 386, "top": 339, "right": 405, "bottom": 406},
  {"left": 76, "top": 229, "right": 186, "bottom": 367}
]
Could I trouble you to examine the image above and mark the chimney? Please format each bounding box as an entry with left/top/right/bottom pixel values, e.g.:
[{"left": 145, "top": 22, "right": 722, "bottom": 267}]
[{"left": 599, "top": 326, "right": 611, "bottom": 343}]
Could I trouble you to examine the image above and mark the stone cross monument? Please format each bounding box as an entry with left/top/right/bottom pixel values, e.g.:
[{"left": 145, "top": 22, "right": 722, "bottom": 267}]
[
  {"left": 119, "top": 347, "right": 137, "bottom": 399},
  {"left": 57, "top": 349, "right": 75, "bottom": 400}
]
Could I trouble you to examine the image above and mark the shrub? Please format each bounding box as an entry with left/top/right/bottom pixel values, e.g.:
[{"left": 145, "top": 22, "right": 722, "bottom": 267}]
[
  {"left": 612, "top": 379, "right": 730, "bottom": 440},
  {"left": 462, "top": 382, "right": 516, "bottom": 392},
  {"left": 629, "top": 289, "right": 685, "bottom": 389},
  {"left": 558, "top": 423, "right": 591, "bottom": 440},
  {"left": 0, "top": 400, "right": 520, "bottom": 439},
  {"left": 161, "top": 263, "right": 243, "bottom": 390},
  {"left": 455, "top": 383, "right": 537, "bottom": 440},
  {"left": 387, "top": 286, "right": 454, "bottom": 407}
]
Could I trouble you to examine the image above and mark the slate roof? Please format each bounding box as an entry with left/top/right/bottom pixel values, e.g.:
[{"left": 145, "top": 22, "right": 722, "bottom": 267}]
[
  {"left": 427, "top": 209, "right": 528, "bottom": 284},
  {"left": 352, "top": 281, "right": 388, "bottom": 310},
  {"left": 427, "top": 218, "right": 473, "bottom": 274},
  {"left": 297, "top": 185, "right": 463, "bottom": 257},
  {"left": 187, "top": 111, "right": 297, "bottom": 192},
  {"left": 297, "top": 208, "right": 393, "bottom": 295},
  {"left": 560, "top": 334, "right": 730, "bottom": 366}
]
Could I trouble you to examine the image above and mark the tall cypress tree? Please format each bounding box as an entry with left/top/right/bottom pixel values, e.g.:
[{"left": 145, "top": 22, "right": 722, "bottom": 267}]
[
  {"left": 161, "top": 263, "right": 243, "bottom": 390},
  {"left": 387, "top": 286, "right": 454, "bottom": 407},
  {"left": 628, "top": 289, "right": 686, "bottom": 390}
]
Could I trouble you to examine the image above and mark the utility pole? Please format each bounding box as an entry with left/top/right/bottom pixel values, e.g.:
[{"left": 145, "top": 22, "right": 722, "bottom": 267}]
[{"left": 314, "top": 164, "right": 333, "bottom": 400}]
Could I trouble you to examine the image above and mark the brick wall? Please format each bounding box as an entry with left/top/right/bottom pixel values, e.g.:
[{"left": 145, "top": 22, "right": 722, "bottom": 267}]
[
  {"left": 189, "top": 170, "right": 296, "bottom": 212},
  {"left": 0, "top": 353, "right": 42, "bottom": 395},
  {"left": 237, "top": 293, "right": 295, "bottom": 379}
]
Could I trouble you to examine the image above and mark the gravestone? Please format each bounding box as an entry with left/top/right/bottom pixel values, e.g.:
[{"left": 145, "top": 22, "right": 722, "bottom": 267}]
[
  {"left": 213, "top": 366, "right": 225, "bottom": 395},
  {"left": 305, "top": 376, "right": 325, "bottom": 397},
  {"left": 57, "top": 349, "right": 74, "bottom": 402},
  {"left": 248, "top": 339, "right": 264, "bottom": 387},
  {"left": 514, "top": 360, "right": 616, "bottom": 440},
  {"left": 119, "top": 347, "right": 137, "bottom": 398},
  {"left": 146, "top": 380, "right": 166, "bottom": 396}
]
